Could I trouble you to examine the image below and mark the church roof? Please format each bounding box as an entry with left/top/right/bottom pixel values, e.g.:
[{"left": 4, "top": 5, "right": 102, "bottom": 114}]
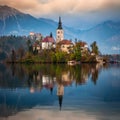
[
  {"left": 42, "top": 36, "right": 55, "bottom": 43},
  {"left": 57, "top": 40, "right": 73, "bottom": 45}
]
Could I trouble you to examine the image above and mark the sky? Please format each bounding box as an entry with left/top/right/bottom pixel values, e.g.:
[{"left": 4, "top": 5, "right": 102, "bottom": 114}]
[{"left": 0, "top": 0, "right": 120, "bottom": 29}]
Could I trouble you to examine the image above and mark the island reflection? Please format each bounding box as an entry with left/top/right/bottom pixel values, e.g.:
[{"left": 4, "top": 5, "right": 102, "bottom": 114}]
[
  {"left": 0, "top": 63, "right": 106, "bottom": 90},
  {"left": 0, "top": 63, "right": 109, "bottom": 117}
]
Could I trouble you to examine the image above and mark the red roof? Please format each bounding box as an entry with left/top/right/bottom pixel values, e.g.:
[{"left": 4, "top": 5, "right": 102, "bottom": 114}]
[
  {"left": 42, "top": 36, "right": 55, "bottom": 43},
  {"left": 58, "top": 40, "right": 73, "bottom": 45}
]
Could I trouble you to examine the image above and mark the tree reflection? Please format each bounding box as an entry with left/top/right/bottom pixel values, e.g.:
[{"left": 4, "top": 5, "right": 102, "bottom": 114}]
[
  {"left": 0, "top": 63, "right": 104, "bottom": 90},
  {"left": 11, "top": 63, "right": 16, "bottom": 76},
  {"left": 0, "top": 63, "right": 108, "bottom": 116},
  {"left": 91, "top": 63, "right": 100, "bottom": 85}
]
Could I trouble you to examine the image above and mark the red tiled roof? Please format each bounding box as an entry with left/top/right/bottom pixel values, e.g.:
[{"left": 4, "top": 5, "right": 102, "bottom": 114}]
[
  {"left": 58, "top": 40, "right": 73, "bottom": 45},
  {"left": 42, "top": 36, "right": 55, "bottom": 43}
]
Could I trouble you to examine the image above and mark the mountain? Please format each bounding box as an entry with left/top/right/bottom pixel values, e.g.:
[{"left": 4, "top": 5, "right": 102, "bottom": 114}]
[
  {"left": 79, "top": 21, "right": 120, "bottom": 54},
  {"left": 0, "top": 5, "right": 120, "bottom": 54},
  {"left": 0, "top": 5, "right": 54, "bottom": 35},
  {"left": 79, "top": 21, "right": 120, "bottom": 42},
  {"left": 0, "top": 5, "right": 78, "bottom": 38}
]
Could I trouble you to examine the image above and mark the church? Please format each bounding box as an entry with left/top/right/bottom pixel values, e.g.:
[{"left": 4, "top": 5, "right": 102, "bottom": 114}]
[
  {"left": 56, "top": 17, "right": 74, "bottom": 53},
  {"left": 32, "top": 17, "right": 74, "bottom": 53},
  {"left": 56, "top": 17, "right": 64, "bottom": 43}
]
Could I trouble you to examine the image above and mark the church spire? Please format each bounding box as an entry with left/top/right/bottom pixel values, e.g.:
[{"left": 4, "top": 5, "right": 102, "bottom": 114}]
[
  {"left": 58, "top": 16, "right": 62, "bottom": 29},
  {"left": 56, "top": 16, "right": 64, "bottom": 43}
]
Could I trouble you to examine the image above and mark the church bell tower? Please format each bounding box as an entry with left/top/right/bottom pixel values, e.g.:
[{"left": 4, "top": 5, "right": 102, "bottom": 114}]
[{"left": 56, "top": 17, "right": 64, "bottom": 43}]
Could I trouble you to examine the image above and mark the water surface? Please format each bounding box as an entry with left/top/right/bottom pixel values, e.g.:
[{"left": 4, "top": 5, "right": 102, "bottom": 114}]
[{"left": 0, "top": 63, "right": 120, "bottom": 120}]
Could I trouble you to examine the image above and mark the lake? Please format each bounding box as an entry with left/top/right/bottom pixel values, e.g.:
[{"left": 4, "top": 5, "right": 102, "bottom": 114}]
[{"left": 0, "top": 63, "right": 120, "bottom": 120}]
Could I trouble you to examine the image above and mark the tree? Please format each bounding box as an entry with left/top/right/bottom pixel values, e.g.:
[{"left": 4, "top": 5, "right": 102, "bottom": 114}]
[
  {"left": 17, "top": 47, "right": 25, "bottom": 60},
  {"left": 26, "top": 39, "right": 32, "bottom": 53},
  {"left": 50, "top": 32, "right": 53, "bottom": 37},
  {"left": 11, "top": 49, "right": 16, "bottom": 63},
  {"left": 33, "top": 47, "right": 38, "bottom": 55},
  {"left": 75, "top": 38, "right": 77, "bottom": 43},
  {"left": 72, "top": 42, "right": 81, "bottom": 61},
  {"left": 55, "top": 51, "right": 67, "bottom": 63},
  {"left": 90, "top": 41, "right": 99, "bottom": 55}
]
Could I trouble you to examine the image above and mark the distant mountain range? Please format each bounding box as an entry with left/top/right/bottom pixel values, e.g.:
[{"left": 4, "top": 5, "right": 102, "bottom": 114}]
[{"left": 0, "top": 5, "right": 120, "bottom": 54}]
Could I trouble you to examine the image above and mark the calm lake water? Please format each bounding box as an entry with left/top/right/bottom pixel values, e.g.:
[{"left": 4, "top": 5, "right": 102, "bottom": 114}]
[{"left": 0, "top": 63, "right": 120, "bottom": 120}]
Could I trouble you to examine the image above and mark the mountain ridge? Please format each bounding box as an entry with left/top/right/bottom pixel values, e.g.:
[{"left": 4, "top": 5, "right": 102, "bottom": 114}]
[{"left": 0, "top": 5, "right": 25, "bottom": 20}]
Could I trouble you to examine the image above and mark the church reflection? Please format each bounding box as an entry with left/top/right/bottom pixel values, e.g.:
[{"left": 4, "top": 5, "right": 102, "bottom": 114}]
[{"left": 57, "top": 83, "right": 64, "bottom": 110}]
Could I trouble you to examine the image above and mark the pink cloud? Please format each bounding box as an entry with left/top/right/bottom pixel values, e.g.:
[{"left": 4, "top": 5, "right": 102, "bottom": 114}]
[{"left": 0, "top": 0, "right": 120, "bottom": 17}]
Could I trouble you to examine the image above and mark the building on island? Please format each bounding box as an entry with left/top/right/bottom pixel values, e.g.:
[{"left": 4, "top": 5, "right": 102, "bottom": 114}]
[
  {"left": 56, "top": 17, "right": 64, "bottom": 43},
  {"left": 75, "top": 41, "right": 89, "bottom": 55},
  {"left": 57, "top": 39, "right": 74, "bottom": 53},
  {"left": 32, "top": 33, "right": 43, "bottom": 53},
  {"left": 41, "top": 34, "right": 55, "bottom": 49},
  {"left": 56, "top": 17, "right": 74, "bottom": 54},
  {"left": 33, "top": 43, "right": 41, "bottom": 53},
  {"left": 31, "top": 17, "right": 92, "bottom": 58}
]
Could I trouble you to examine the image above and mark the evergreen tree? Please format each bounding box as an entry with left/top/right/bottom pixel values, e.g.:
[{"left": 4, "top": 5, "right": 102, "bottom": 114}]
[
  {"left": 90, "top": 41, "right": 99, "bottom": 55},
  {"left": 11, "top": 49, "right": 16, "bottom": 63}
]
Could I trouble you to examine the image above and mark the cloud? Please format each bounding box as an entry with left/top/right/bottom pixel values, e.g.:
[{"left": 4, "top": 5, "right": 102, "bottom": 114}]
[
  {"left": 0, "top": 0, "right": 37, "bottom": 8},
  {"left": 112, "top": 46, "right": 120, "bottom": 51},
  {"left": 0, "top": 0, "right": 120, "bottom": 28},
  {"left": 0, "top": 0, "right": 120, "bottom": 17}
]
